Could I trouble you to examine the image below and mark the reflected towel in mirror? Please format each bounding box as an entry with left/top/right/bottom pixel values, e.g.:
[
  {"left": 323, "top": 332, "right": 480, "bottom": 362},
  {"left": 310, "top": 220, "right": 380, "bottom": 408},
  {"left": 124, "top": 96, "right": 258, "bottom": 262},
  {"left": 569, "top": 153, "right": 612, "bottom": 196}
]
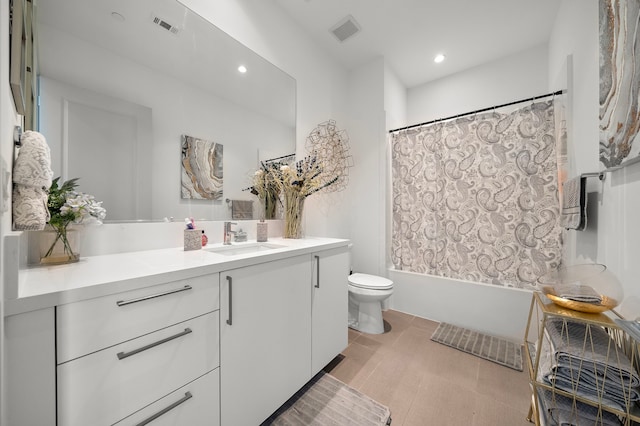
[{"left": 231, "top": 200, "right": 253, "bottom": 220}]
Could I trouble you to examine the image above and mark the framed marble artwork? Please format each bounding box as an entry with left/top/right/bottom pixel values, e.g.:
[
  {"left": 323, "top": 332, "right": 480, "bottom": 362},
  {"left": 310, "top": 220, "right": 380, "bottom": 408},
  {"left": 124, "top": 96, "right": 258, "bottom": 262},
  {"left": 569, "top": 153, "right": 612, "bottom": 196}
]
[
  {"left": 181, "top": 134, "right": 223, "bottom": 200},
  {"left": 599, "top": 0, "right": 640, "bottom": 169}
]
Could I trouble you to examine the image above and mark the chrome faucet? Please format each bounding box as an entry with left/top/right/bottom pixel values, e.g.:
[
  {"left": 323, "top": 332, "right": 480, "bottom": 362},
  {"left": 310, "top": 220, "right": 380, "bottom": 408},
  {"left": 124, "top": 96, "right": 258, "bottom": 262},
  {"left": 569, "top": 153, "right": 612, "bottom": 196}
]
[{"left": 223, "top": 222, "right": 237, "bottom": 245}]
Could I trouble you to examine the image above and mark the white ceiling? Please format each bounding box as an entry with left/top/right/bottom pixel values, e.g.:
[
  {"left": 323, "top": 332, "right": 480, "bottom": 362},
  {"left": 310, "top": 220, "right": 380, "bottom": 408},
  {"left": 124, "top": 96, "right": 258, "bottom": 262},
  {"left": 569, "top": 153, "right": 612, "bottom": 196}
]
[
  {"left": 37, "top": 0, "right": 296, "bottom": 126},
  {"left": 272, "top": 0, "right": 562, "bottom": 88}
]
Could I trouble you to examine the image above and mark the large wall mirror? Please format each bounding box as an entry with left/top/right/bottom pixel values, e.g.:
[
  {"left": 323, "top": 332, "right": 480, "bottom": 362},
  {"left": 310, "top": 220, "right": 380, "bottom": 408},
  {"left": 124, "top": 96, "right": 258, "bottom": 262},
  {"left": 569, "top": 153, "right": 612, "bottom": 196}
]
[{"left": 35, "top": 0, "right": 296, "bottom": 222}]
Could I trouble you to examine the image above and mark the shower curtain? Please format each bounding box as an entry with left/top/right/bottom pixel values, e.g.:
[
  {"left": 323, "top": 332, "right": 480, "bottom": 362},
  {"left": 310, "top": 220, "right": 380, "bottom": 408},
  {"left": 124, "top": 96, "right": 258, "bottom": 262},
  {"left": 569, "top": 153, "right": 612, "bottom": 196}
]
[{"left": 391, "top": 99, "right": 562, "bottom": 288}]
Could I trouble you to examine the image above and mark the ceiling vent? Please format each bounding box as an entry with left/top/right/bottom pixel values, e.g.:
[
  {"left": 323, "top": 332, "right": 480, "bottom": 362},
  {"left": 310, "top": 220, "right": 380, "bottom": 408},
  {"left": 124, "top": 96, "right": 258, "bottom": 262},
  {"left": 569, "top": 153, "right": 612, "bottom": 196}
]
[
  {"left": 151, "top": 15, "right": 180, "bottom": 35},
  {"left": 330, "top": 15, "right": 361, "bottom": 43}
]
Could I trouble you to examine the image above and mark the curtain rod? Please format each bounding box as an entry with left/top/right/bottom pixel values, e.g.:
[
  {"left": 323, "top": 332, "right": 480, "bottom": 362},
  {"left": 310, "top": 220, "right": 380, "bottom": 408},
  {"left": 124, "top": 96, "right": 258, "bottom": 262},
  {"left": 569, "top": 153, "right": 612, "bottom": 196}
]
[{"left": 388, "top": 89, "right": 565, "bottom": 134}]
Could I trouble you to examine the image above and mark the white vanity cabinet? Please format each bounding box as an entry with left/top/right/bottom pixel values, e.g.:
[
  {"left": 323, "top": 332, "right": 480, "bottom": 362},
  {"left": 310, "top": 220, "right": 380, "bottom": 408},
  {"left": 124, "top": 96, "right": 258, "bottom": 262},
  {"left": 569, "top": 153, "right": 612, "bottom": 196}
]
[
  {"left": 6, "top": 237, "right": 351, "bottom": 426},
  {"left": 311, "top": 246, "right": 350, "bottom": 374},
  {"left": 56, "top": 273, "right": 221, "bottom": 426},
  {"left": 220, "top": 255, "right": 313, "bottom": 426}
]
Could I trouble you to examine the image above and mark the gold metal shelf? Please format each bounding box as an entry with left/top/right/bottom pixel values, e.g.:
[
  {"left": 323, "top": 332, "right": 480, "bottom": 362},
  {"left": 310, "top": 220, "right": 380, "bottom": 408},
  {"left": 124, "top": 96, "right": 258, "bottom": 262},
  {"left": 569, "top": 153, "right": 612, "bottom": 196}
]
[{"left": 525, "top": 292, "right": 640, "bottom": 426}]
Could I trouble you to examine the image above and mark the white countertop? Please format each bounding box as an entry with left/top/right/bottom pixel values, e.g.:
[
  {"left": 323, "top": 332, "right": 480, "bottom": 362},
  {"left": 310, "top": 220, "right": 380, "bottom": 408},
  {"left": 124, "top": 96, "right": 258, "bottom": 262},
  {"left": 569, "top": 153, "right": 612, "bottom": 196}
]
[{"left": 7, "top": 237, "right": 349, "bottom": 316}]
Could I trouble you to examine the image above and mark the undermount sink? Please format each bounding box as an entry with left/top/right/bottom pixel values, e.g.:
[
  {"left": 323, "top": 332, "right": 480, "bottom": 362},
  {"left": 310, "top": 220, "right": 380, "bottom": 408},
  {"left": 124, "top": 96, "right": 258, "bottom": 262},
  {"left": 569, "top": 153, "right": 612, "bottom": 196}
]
[{"left": 204, "top": 242, "right": 286, "bottom": 256}]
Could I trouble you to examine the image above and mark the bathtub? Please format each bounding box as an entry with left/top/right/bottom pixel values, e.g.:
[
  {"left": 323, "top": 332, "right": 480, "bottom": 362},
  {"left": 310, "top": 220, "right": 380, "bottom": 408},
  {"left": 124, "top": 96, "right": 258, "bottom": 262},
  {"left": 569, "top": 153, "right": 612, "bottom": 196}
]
[{"left": 387, "top": 268, "right": 533, "bottom": 342}]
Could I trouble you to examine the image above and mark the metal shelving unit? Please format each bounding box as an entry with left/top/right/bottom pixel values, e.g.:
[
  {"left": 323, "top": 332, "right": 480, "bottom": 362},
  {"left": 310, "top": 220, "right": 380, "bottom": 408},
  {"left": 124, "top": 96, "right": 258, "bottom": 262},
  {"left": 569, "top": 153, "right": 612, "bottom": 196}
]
[{"left": 525, "top": 292, "right": 640, "bottom": 425}]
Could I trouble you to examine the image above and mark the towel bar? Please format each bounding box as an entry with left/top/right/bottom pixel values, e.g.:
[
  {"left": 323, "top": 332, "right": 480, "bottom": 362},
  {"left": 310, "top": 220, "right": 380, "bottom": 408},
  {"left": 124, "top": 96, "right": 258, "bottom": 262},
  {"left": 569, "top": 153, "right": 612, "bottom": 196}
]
[{"left": 580, "top": 172, "right": 605, "bottom": 181}]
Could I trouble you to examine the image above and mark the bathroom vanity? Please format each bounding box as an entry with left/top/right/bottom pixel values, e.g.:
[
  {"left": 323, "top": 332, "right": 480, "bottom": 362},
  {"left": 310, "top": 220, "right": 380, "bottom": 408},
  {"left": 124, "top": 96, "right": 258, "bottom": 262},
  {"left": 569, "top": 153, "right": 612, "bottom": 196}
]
[{"left": 4, "top": 237, "right": 349, "bottom": 426}]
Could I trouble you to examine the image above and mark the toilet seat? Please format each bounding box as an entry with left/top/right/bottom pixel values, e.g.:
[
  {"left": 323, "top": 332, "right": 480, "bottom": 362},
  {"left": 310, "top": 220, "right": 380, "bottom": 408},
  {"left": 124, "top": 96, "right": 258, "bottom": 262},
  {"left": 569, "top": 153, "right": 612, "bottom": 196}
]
[{"left": 348, "top": 273, "right": 393, "bottom": 290}]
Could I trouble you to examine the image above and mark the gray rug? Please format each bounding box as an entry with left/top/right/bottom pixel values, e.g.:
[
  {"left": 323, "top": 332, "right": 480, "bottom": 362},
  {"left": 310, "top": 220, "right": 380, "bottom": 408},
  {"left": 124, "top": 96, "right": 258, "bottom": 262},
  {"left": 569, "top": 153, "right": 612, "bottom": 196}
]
[
  {"left": 261, "top": 372, "right": 392, "bottom": 425},
  {"left": 431, "top": 322, "right": 523, "bottom": 371}
]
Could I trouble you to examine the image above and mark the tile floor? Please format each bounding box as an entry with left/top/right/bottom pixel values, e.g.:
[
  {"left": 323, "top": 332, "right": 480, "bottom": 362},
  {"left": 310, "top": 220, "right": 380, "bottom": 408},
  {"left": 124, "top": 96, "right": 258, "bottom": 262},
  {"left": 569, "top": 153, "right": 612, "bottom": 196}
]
[{"left": 325, "top": 310, "right": 533, "bottom": 426}]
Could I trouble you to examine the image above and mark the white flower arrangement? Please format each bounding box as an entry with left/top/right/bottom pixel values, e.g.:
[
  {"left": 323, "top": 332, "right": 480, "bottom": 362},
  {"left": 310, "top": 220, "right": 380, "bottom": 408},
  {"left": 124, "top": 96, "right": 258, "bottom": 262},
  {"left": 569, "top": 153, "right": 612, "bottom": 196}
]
[{"left": 43, "top": 177, "right": 106, "bottom": 261}]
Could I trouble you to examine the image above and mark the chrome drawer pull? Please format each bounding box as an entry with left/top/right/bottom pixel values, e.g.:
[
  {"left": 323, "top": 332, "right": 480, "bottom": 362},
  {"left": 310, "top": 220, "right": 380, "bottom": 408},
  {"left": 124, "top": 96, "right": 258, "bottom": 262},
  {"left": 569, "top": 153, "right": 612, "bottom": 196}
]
[
  {"left": 314, "top": 255, "right": 320, "bottom": 288},
  {"left": 135, "top": 391, "right": 193, "bottom": 426},
  {"left": 117, "top": 328, "right": 192, "bottom": 360},
  {"left": 226, "top": 276, "right": 233, "bottom": 325},
  {"left": 116, "top": 285, "right": 192, "bottom": 307}
]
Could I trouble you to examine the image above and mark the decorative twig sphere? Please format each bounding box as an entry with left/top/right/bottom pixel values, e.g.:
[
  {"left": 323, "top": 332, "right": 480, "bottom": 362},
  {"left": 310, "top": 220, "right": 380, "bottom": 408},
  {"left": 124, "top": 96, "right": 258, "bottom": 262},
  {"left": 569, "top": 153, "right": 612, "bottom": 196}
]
[{"left": 305, "top": 120, "right": 353, "bottom": 193}]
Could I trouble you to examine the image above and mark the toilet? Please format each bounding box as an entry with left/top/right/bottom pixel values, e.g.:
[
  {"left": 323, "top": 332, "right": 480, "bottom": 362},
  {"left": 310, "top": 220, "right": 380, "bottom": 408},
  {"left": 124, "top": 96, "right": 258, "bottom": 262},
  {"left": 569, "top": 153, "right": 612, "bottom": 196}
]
[{"left": 348, "top": 273, "right": 394, "bottom": 334}]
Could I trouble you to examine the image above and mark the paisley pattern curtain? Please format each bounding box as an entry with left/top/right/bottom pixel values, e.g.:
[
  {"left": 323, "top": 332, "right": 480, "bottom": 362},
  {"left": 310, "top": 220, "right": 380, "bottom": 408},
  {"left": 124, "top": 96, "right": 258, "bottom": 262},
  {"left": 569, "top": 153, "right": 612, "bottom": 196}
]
[{"left": 391, "top": 100, "right": 561, "bottom": 289}]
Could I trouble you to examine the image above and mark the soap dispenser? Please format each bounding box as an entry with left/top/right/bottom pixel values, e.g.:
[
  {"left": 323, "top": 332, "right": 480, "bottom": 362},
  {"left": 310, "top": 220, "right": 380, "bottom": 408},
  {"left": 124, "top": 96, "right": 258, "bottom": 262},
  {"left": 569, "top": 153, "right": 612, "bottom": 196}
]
[{"left": 257, "top": 220, "right": 268, "bottom": 242}]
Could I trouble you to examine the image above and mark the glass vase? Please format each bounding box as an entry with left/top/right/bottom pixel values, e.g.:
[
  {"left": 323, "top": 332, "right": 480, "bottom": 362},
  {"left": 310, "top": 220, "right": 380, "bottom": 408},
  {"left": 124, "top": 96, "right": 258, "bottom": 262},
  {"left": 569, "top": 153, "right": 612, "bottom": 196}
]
[
  {"left": 283, "top": 190, "right": 305, "bottom": 239},
  {"left": 536, "top": 264, "right": 623, "bottom": 313},
  {"left": 40, "top": 226, "right": 80, "bottom": 265},
  {"left": 264, "top": 191, "right": 278, "bottom": 220}
]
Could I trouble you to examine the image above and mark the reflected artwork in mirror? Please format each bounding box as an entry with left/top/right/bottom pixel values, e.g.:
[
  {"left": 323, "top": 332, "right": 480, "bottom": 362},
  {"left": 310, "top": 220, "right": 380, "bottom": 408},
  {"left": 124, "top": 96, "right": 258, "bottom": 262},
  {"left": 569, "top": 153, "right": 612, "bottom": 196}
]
[
  {"left": 181, "top": 135, "right": 223, "bottom": 201},
  {"left": 34, "top": 0, "right": 296, "bottom": 222}
]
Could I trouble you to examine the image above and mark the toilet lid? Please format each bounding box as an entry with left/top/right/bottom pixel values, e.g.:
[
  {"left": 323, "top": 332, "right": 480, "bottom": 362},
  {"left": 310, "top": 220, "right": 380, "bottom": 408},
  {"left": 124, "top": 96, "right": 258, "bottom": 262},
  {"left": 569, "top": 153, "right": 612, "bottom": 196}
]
[{"left": 348, "top": 273, "right": 394, "bottom": 290}]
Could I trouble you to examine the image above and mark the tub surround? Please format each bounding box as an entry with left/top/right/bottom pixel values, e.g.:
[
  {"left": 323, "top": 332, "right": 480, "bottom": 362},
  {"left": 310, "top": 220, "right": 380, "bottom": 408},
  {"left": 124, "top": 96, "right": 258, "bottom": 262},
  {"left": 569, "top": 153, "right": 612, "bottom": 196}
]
[
  {"left": 5, "top": 236, "right": 350, "bottom": 425},
  {"left": 389, "top": 268, "right": 533, "bottom": 342}
]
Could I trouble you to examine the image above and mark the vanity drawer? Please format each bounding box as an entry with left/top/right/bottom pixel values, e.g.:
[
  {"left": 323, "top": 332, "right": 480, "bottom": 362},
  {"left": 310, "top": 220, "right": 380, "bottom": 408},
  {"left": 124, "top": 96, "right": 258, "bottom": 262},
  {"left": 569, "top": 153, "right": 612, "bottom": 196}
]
[
  {"left": 114, "top": 368, "right": 220, "bottom": 426},
  {"left": 57, "top": 273, "right": 219, "bottom": 363},
  {"left": 57, "top": 312, "right": 219, "bottom": 426}
]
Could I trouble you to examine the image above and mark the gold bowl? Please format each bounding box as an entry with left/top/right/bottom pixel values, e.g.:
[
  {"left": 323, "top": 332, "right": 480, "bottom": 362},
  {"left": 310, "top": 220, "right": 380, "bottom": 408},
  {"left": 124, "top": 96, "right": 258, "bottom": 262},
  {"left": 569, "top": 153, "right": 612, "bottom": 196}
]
[
  {"left": 537, "top": 264, "right": 623, "bottom": 314},
  {"left": 540, "top": 290, "right": 619, "bottom": 314}
]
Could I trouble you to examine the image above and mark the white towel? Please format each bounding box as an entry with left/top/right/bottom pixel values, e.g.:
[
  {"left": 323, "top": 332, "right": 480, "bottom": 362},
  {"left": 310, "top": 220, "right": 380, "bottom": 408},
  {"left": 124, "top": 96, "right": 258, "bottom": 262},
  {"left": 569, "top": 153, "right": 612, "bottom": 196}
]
[
  {"left": 561, "top": 176, "right": 586, "bottom": 230},
  {"left": 13, "top": 131, "right": 53, "bottom": 188},
  {"left": 12, "top": 131, "right": 53, "bottom": 231},
  {"left": 12, "top": 186, "right": 50, "bottom": 231}
]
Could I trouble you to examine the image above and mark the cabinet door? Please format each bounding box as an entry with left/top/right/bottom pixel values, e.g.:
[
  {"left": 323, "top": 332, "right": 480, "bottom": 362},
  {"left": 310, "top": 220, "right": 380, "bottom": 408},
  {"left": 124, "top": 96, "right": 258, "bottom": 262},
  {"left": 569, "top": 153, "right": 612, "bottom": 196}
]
[
  {"left": 4, "top": 309, "right": 56, "bottom": 426},
  {"left": 220, "top": 255, "right": 312, "bottom": 426},
  {"left": 311, "top": 246, "right": 350, "bottom": 374}
]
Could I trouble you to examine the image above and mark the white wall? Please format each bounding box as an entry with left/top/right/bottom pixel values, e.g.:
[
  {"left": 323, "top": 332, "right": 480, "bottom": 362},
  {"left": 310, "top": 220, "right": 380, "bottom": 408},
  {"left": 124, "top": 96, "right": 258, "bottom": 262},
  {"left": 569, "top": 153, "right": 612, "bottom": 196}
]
[
  {"left": 549, "top": 0, "right": 640, "bottom": 319},
  {"left": 408, "top": 44, "right": 549, "bottom": 125},
  {"left": 0, "top": 0, "right": 21, "bottom": 420},
  {"left": 383, "top": 65, "right": 407, "bottom": 308},
  {"left": 346, "top": 57, "right": 387, "bottom": 275},
  {"left": 384, "top": 64, "right": 407, "bottom": 132}
]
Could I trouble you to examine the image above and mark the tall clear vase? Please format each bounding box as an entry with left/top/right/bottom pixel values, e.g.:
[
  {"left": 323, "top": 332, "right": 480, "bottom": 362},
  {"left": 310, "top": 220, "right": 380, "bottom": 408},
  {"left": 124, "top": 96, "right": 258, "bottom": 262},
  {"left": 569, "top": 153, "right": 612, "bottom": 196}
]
[{"left": 283, "top": 190, "right": 305, "bottom": 239}]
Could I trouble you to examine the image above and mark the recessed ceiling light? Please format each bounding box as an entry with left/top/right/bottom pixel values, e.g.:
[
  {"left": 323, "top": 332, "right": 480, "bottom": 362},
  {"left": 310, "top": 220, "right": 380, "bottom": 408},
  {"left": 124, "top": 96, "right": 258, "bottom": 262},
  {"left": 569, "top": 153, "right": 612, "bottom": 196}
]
[
  {"left": 238, "top": 65, "right": 247, "bottom": 73},
  {"left": 111, "top": 12, "right": 125, "bottom": 22},
  {"left": 434, "top": 54, "right": 446, "bottom": 63}
]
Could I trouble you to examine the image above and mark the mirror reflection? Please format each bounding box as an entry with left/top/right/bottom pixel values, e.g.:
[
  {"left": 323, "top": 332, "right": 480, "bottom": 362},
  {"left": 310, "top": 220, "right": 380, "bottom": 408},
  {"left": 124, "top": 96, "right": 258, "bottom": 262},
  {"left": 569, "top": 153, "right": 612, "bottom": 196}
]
[{"left": 35, "top": 0, "right": 296, "bottom": 222}]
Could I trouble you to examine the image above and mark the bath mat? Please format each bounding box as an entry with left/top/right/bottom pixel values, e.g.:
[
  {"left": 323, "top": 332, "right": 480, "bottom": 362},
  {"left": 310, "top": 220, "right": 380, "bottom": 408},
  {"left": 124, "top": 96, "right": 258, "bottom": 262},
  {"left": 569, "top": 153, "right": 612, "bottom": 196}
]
[
  {"left": 430, "top": 322, "right": 523, "bottom": 371},
  {"left": 261, "top": 372, "right": 392, "bottom": 426}
]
